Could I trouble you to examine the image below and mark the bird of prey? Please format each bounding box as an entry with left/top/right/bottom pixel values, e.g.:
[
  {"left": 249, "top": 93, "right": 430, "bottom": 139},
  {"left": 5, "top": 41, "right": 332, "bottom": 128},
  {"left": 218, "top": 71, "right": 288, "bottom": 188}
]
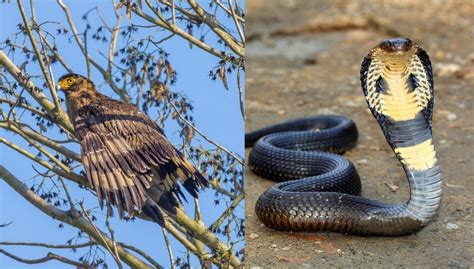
[{"left": 57, "top": 73, "right": 208, "bottom": 225}]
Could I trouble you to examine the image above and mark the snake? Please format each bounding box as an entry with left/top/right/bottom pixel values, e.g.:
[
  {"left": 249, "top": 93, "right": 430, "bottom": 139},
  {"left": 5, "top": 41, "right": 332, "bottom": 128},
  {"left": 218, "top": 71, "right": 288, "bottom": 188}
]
[{"left": 245, "top": 38, "right": 442, "bottom": 236}]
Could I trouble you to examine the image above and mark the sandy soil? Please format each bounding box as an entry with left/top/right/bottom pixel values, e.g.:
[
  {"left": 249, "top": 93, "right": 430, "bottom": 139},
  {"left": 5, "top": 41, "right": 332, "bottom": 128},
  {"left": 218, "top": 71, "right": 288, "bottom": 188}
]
[{"left": 244, "top": 1, "right": 473, "bottom": 267}]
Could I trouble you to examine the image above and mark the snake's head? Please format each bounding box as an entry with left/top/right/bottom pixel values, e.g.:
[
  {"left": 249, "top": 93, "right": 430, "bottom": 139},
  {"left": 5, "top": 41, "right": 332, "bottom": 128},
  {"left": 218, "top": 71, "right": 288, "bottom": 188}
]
[
  {"left": 368, "top": 38, "right": 421, "bottom": 61},
  {"left": 378, "top": 38, "right": 414, "bottom": 53},
  {"left": 360, "top": 38, "right": 434, "bottom": 125}
]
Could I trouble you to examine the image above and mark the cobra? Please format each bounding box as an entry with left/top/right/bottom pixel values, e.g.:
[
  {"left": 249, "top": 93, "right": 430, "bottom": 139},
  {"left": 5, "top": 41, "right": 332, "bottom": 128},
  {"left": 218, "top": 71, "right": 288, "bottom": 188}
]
[{"left": 245, "top": 38, "right": 442, "bottom": 236}]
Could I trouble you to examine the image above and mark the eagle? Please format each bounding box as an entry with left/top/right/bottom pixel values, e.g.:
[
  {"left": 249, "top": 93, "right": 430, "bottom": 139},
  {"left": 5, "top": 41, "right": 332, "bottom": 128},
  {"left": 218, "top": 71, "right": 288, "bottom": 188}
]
[{"left": 57, "top": 73, "right": 208, "bottom": 225}]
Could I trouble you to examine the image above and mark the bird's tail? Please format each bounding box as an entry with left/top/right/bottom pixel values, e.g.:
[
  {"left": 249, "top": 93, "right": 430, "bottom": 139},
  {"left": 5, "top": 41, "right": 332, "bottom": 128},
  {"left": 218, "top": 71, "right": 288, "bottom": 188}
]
[{"left": 142, "top": 154, "right": 208, "bottom": 226}]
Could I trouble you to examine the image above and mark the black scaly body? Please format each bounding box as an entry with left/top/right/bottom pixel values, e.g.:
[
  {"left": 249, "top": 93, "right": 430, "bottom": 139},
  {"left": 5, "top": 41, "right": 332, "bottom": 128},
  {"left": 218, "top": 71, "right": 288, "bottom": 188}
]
[{"left": 247, "top": 38, "right": 443, "bottom": 236}]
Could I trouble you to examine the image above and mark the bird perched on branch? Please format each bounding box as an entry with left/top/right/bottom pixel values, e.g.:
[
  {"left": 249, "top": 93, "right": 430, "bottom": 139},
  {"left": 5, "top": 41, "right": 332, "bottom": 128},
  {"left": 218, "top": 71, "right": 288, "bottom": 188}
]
[{"left": 58, "top": 73, "right": 208, "bottom": 225}]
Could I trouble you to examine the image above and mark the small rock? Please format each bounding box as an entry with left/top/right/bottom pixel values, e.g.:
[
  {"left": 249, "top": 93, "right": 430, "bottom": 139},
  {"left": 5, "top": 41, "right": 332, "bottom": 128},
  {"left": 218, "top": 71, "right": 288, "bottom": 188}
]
[
  {"left": 297, "top": 100, "right": 307, "bottom": 106},
  {"left": 343, "top": 100, "right": 359, "bottom": 108},
  {"left": 446, "top": 111, "right": 457, "bottom": 121},
  {"left": 277, "top": 110, "right": 286, "bottom": 115},
  {"left": 336, "top": 249, "right": 342, "bottom": 254},
  {"left": 385, "top": 182, "right": 400, "bottom": 192},
  {"left": 249, "top": 233, "right": 260, "bottom": 239},
  {"left": 271, "top": 243, "right": 278, "bottom": 248},
  {"left": 281, "top": 246, "right": 291, "bottom": 251},
  {"left": 446, "top": 222, "right": 459, "bottom": 230},
  {"left": 303, "top": 57, "right": 318, "bottom": 65},
  {"left": 438, "top": 109, "right": 457, "bottom": 121},
  {"left": 369, "top": 146, "right": 381, "bottom": 151},
  {"left": 436, "top": 63, "right": 461, "bottom": 77},
  {"left": 357, "top": 159, "right": 368, "bottom": 165}
]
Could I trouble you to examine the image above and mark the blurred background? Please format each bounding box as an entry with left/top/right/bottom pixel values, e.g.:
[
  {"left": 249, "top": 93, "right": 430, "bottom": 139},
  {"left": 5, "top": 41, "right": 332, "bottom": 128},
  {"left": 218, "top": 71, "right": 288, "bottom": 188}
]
[{"left": 245, "top": 0, "right": 473, "bottom": 267}]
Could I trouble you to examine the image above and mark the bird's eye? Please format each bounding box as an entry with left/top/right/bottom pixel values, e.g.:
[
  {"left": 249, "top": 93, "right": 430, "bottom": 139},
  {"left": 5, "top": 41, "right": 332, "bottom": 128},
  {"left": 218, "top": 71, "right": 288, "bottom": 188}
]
[{"left": 67, "top": 78, "right": 74, "bottom": 84}]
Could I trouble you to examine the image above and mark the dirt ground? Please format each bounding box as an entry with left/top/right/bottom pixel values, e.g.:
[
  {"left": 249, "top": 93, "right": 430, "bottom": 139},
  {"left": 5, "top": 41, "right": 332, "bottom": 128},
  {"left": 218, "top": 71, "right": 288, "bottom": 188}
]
[{"left": 244, "top": 1, "right": 473, "bottom": 268}]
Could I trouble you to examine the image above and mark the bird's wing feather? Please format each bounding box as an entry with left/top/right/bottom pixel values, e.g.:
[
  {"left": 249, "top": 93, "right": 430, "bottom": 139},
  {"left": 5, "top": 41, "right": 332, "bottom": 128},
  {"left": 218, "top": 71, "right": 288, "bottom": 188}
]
[{"left": 75, "top": 98, "right": 207, "bottom": 219}]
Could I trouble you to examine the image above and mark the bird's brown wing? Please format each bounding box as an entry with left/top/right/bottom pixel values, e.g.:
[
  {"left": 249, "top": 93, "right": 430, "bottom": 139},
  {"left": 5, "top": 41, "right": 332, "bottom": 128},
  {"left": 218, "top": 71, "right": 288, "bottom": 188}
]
[{"left": 74, "top": 98, "right": 207, "bottom": 219}]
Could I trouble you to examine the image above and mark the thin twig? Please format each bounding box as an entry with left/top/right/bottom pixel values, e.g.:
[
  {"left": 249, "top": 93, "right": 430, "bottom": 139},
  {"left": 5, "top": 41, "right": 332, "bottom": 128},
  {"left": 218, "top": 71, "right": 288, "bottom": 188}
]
[
  {"left": 0, "top": 121, "right": 81, "bottom": 162},
  {"left": 237, "top": 64, "right": 245, "bottom": 120},
  {"left": 193, "top": 198, "right": 202, "bottom": 222},
  {"left": 118, "top": 242, "right": 163, "bottom": 269},
  {"left": 209, "top": 178, "right": 237, "bottom": 199},
  {"left": 0, "top": 98, "right": 49, "bottom": 119},
  {"left": 228, "top": 0, "right": 244, "bottom": 43},
  {"left": 214, "top": 0, "right": 244, "bottom": 22},
  {"left": 105, "top": 215, "right": 121, "bottom": 268},
  {"left": 37, "top": 32, "right": 74, "bottom": 73},
  {"left": 17, "top": 0, "right": 61, "bottom": 111},
  {"left": 0, "top": 241, "right": 97, "bottom": 249},
  {"left": 186, "top": 0, "right": 243, "bottom": 55},
  {"left": 131, "top": 4, "right": 241, "bottom": 65},
  {"left": 167, "top": 95, "right": 244, "bottom": 164},
  {"left": 0, "top": 249, "right": 92, "bottom": 268},
  {"left": 84, "top": 31, "right": 91, "bottom": 80},
  {"left": 162, "top": 228, "right": 175, "bottom": 269},
  {"left": 0, "top": 137, "right": 83, "bottom": 184},
  {"left": 58, "top": 176, "right": 76, "bottom": 211},
  {"left": 79, "top": 203, "right": 123, "bottom": 269},
  {"left": 108, "top": 14, "right": 122, "bottom": 74},
  {"left": 0, "top": 51, "right": 74, "bottom": 132},
  {"left": 209, "top": 193, "right": 243, "bottom": 231},
  {"left": 56, "top": 0, "right": 130, "bottom": 102},
  {"left": 171, "top": 0, "right": 176, "bottom": 26}
]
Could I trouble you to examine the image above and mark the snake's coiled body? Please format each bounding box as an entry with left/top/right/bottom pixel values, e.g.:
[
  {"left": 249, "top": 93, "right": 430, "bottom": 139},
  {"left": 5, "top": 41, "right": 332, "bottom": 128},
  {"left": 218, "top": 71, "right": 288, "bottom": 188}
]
[{"left": 247, "top": 38, "right": 443, "bottom": 236}]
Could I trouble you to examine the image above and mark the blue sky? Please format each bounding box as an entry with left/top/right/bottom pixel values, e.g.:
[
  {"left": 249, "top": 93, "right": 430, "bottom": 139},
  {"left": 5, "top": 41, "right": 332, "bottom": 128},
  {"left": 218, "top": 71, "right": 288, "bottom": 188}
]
[{"left": 0, "top": 1, "right": 244, "bottom": 268}]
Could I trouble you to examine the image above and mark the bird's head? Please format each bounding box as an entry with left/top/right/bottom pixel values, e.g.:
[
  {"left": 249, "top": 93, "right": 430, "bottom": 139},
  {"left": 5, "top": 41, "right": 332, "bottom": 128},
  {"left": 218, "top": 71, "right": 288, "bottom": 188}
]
[{"left": 57, "top": 73, "right": 93, "bottom": 93}]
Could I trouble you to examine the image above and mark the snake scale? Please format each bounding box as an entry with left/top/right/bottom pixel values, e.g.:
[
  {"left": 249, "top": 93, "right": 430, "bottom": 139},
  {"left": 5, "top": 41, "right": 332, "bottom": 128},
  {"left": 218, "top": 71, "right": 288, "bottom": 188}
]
[{"left": 245, "top": 38, "right": 443, "bottom": 236}]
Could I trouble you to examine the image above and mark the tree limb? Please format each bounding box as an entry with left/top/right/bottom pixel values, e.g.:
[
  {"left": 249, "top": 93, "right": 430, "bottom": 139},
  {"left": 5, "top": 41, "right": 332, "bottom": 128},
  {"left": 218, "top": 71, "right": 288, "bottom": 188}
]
[
  {"left": 209, "top": 193, "right": 243, "bottom": 232},
  {"left": 17, "top": 0, "right": 61, "bottom": 111},
  {"left": 187, "top": 0, "right": 244, "bottom": 56},
  {"left": 131, "top": 4, "right": 241, "bottom": 65},
  {"left": 0, "top": 165, "right": 155, "bottom": 269},
  {"left": 0, "top": 249, "right": 94, "bottom": 268},
  {"left": 0, "top": 50, "right": 74, "bottom": 133}
]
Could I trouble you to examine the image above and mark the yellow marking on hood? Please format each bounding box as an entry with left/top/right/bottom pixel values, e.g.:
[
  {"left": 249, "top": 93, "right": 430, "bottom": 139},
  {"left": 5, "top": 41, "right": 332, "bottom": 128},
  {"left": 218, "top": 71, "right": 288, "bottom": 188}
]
[
  {"left": 394, "top": 139, "right": 437, "bottom": 171},
  {"left": 380, "top": 63, "right": 422, "bottom": 121}
]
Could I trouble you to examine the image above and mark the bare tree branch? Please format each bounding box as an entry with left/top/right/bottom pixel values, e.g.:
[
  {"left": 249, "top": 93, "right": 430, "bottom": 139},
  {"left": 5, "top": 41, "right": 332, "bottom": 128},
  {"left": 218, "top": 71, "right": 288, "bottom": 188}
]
[
  {"left": 186, "top": 0, "right": 243, "bottom": 56},
  {"left": 162, "top": 228, "right": 175, "bottom": 269},
  {"left": 167, "top": 94, "right": 244, "bottom": 164},
  {"left": 209, "top": 193, "right": 243, "bottom": 231},
  {"left": 0, "top": 165, "right": 155, "bottom": 269},
  {"left": 228, "top": 0, "right": 245, "bottom": 48},
  {"left": 0, "top": 249, "right": 94, "bottom": 268},
  {"left": 79, "top": 203, "right": 123, "bottom": 269},
  {"left": 56, "top": 0, "right": 130, "bottom": 102},
  {"left": 17, "top": 0, "right": 61, "bottom": 111},
  {"left": 131, "top": 3, "right": 242, "bottom": 65},
  {"left": 0, "top": 241, "right": 97, "bottom": 249},
  {"left": 0, "top": 50, "right": 74, "bottom": 133}
]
